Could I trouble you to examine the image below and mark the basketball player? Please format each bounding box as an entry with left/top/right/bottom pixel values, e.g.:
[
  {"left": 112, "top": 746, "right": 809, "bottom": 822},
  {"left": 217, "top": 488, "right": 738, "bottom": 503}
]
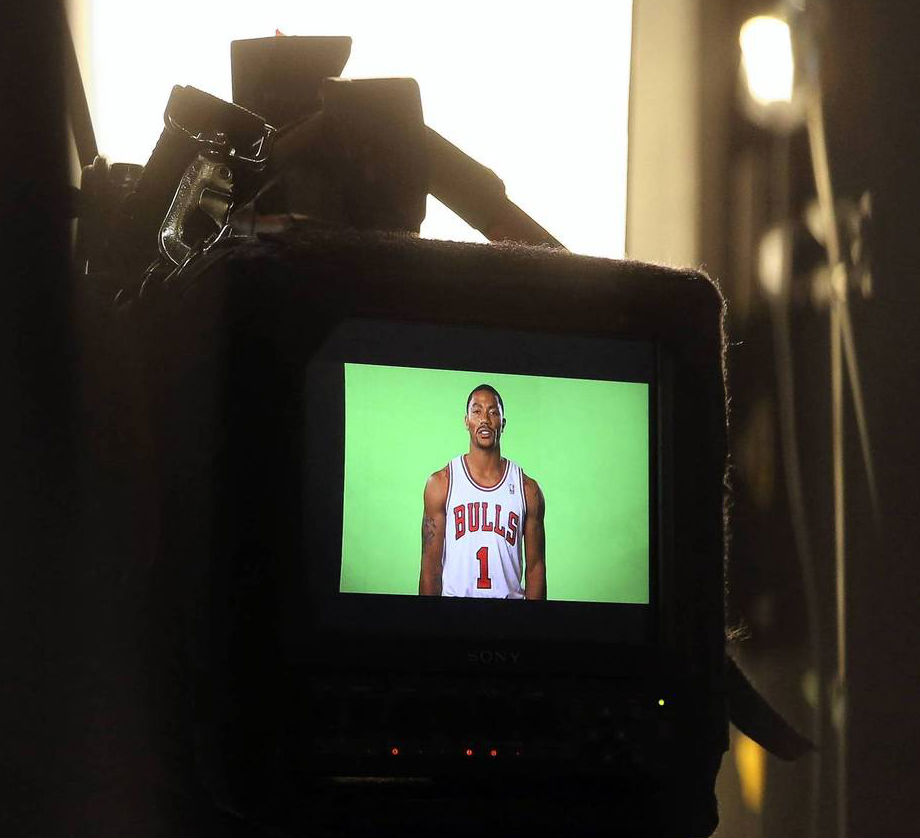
[{"left": 418, "top": 384, "right": 546, "bottom": 599}]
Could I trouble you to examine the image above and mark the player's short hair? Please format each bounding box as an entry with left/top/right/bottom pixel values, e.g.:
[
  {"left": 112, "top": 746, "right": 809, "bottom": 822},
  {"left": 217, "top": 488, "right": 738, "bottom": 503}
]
[{"left": 466, "top": 384, "right": 504, "bottom": 416}]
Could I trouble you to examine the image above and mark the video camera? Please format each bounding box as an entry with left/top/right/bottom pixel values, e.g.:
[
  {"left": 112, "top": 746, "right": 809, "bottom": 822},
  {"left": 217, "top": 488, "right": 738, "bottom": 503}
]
[{"left": 74, "top": 35, "right": 737, "bottom": 837}]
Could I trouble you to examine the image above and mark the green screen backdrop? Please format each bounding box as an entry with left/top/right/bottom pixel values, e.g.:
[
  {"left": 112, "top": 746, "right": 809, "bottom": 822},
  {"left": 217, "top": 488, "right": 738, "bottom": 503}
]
[{"left": 341, "top": 363, "right": 649, "bottom": 603}]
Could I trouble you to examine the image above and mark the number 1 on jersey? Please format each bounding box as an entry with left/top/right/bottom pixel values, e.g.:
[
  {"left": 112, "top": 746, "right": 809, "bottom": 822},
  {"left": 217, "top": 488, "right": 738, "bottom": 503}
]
[{"left": 475, "top": 546, "right": 492, "bottom": 589}]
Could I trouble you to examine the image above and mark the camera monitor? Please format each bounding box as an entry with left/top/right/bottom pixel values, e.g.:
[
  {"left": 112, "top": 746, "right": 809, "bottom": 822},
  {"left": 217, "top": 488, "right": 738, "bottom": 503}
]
[
  {"left": 172, "top": 231, "right": 731, "bottom": 691},
  {"left": 157, "top": 231, "right": 726, "bottom": 833},
  {"left": 300, "top": 318, "right": 660, "bottom": 665}
]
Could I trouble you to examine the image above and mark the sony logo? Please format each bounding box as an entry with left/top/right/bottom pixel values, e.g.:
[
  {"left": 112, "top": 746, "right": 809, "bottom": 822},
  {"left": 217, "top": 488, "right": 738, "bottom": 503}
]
[{"left": 467, "top": 649, "right": 521, "bottom": 665}]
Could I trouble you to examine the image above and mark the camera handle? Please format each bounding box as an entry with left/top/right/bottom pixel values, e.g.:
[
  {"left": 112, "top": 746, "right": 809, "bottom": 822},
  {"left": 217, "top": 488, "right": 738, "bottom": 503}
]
[
  {"left": 241, "top": 79, "right": 564, "bottom": 249},
  {"left": 426, "top": 127, "right": 565, "bottom": 249}
]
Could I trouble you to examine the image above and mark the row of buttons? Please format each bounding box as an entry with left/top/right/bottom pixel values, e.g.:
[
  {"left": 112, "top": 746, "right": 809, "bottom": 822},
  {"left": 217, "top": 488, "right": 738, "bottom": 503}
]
[{"left": 298, "top": 676, "right": 677, "bottom": 772}]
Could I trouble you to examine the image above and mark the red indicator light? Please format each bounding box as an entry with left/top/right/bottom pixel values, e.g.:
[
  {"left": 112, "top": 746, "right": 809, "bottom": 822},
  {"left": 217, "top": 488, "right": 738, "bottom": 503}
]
[
  {"left": 465, "top": 748, "right": 474, "bottom": 757},
  {"left": 391, "top": 747, "right": 399, "bottom": 756},
  {"left": 489, "top": 749, "right": 498, "bottom": 757}
]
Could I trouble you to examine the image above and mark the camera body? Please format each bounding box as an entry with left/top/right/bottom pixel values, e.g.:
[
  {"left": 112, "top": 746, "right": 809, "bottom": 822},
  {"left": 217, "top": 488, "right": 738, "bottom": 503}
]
[
  {"left": 132, "top": 229, "right": 728, "bottom": 836},
  {"left": 74, "top": 37, "right": 728, "bottom": 835}
]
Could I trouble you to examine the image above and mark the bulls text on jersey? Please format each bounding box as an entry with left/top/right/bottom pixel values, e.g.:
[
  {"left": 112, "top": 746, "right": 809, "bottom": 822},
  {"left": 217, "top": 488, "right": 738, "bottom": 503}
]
[{"left": 452, "top": 501, "right": 519, "bottom": 546}]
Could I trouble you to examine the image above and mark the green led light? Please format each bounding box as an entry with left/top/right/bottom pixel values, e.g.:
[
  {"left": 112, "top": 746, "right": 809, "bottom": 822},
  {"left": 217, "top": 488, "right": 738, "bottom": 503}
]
[{"left": 658, "top": 698, "right": 666, "bottom": 707}]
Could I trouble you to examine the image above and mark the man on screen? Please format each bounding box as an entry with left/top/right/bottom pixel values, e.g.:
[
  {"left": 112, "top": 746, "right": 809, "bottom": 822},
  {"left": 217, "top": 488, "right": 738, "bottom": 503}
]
[{"left": 418, "top": 384, "right": 546, "bottom": 599}]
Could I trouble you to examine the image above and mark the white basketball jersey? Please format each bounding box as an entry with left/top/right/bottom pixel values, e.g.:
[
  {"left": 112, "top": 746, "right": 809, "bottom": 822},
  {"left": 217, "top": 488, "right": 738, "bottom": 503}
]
[{"left": 442, "top": 455, "right": 527, "bottom": 598}]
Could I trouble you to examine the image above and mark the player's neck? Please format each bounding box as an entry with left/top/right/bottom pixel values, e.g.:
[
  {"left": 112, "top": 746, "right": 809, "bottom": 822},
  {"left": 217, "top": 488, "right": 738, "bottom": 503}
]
[{"left": 465, "top": 447, "right": 504, "bottom": 481}]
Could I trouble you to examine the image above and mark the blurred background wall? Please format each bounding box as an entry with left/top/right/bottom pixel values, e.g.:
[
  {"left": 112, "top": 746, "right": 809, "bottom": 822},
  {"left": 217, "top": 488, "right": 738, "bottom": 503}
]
[{"left": 631, "top": 2, "right": 920, "bottom": 834}]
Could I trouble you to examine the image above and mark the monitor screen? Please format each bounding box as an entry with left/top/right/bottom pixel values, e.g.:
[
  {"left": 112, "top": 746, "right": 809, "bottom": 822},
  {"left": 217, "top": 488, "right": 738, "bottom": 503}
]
[
  {"left": 340, "top": 362, "right": 650, "bottom": 605},
  {"left": 300, "top": 318, "right": 660, "bottom": 651}
]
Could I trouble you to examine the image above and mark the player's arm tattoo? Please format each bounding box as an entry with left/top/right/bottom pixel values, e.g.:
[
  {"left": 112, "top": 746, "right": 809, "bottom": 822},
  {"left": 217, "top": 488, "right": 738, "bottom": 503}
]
[
  {"left": 422, "top": 515, "right": 437, "bottom": 547},
  {"left": 419, "top": 469, "right": 448, "bottom": 596}
]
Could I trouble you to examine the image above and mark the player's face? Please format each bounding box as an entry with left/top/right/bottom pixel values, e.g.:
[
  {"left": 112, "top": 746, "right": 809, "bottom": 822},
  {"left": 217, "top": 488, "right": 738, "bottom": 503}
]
[{"left": 465, "top": 390, "right": 505, "bottom": 449}]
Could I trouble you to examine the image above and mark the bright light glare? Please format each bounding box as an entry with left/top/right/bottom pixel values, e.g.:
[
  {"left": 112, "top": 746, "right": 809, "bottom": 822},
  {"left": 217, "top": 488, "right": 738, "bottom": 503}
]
[
  {"left": 758, "top": 225, "right": 787, "bottom": 297},
  {"left": 740, "top": 16, "right": 795, "bottom": 105},
  {"left": 69, "top": 0, "right": 632, "bottom": 257}
]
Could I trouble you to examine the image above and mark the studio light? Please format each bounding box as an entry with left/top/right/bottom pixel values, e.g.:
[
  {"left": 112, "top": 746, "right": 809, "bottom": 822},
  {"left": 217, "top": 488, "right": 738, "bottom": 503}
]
[
  {"left": 738, "top": 13, "right": 804, "bottom": 131},
  {"left": 740, "top": 15, "right": 794, "bottom": 105}
]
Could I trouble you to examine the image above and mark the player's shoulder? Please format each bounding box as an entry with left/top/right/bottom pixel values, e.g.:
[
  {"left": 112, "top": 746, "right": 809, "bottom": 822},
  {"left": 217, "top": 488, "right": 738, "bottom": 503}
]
[
  {"left": 519, "top": 466, "right": 541, "bottom": 492},
  {"left": 521, "top": 470, "right": 545, "bottom": 510},
  {"left": 428, "top": 464, "right": 450, "bottom": 484},
  {"left": 424, "top": 463, "right": 450, "bottom": 498}
]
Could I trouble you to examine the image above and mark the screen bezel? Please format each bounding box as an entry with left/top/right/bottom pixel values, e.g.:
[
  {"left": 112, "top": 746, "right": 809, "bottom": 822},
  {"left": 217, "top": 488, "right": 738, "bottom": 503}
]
[{"left": 294, "top": 318, "right": 665, "bottom": 658}]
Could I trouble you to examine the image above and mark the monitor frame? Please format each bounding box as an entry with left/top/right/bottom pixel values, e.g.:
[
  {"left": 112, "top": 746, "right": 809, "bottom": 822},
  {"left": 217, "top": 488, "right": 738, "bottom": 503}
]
[
  {"left": 286, "top": 318, "right": 671, "bottom": 677},
  {"left": 183, "top": 232, "right": 725, "bottom": 689}
]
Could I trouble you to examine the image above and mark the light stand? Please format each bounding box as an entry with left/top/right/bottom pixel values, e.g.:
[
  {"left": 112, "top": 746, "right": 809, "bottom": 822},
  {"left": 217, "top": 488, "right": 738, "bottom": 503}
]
[{"left": 740, "top": 7, "right": 878, "bottom": 836}]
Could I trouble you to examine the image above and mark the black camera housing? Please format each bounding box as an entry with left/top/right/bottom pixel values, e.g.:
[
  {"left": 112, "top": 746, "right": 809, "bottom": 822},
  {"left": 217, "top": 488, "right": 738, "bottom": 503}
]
[{"left": 135, "top": 228, "right": 727, "bottom": 836}]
